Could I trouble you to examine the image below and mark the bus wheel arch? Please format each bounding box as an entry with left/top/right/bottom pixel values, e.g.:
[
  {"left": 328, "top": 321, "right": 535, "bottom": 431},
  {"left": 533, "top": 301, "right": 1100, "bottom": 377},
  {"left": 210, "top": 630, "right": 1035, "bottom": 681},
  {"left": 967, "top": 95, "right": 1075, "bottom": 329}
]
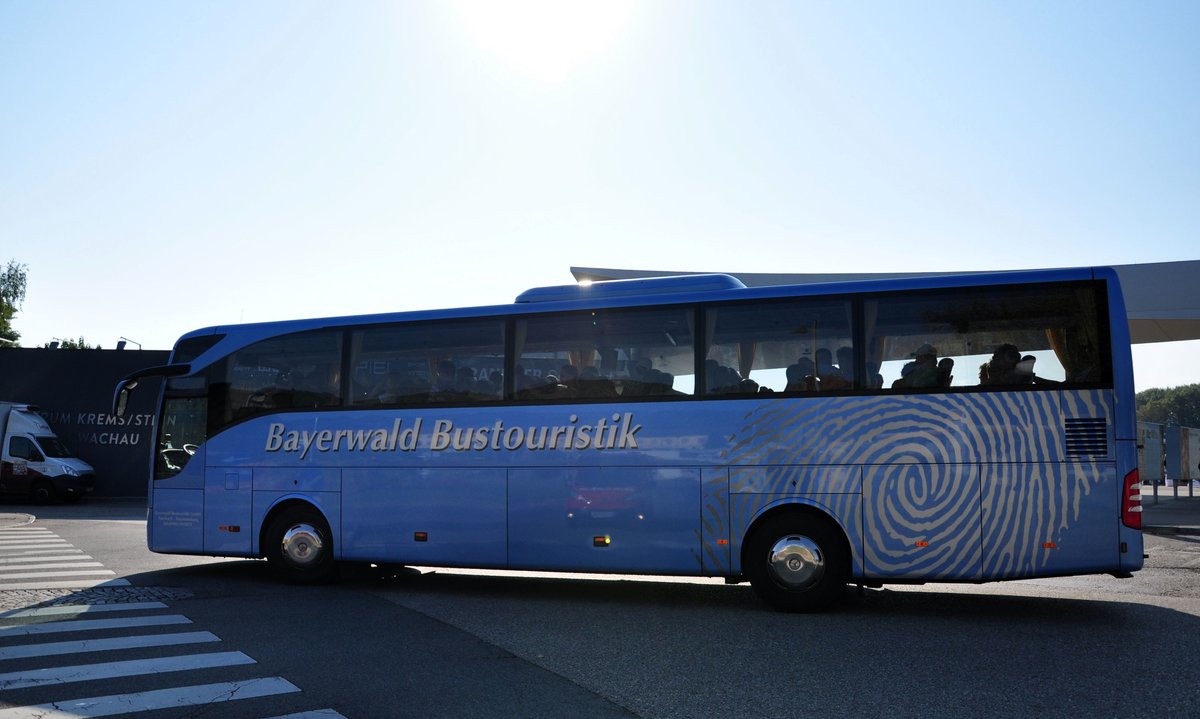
[
  {"left": 261, "top": 500, "right": 336, "bottom": 584},
  {"left": 741, "top": 505, "right": 851, "bottom": 612}
]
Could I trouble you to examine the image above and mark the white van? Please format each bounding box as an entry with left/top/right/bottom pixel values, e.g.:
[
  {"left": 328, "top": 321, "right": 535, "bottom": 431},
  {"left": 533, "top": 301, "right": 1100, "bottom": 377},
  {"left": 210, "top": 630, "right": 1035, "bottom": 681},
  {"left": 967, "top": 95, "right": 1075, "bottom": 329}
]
[{"left": 0, "top": 402, "right": 95, "bottom": 503}]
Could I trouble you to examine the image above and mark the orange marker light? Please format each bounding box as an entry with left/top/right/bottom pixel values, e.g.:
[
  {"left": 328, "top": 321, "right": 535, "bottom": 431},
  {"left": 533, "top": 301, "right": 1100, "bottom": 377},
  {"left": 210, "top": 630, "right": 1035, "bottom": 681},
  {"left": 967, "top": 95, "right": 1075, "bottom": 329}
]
[
  {"left": 716, "top": 539, "right": 730, "bottom": 546},
  {"left": 914, "top": 541, "right": 930, "bottom": 547},
  {"left": 1042, "top": 542, "right": 1058, "bottom": 549},
  {"left": 593, "top": 535, "right": 611, "bottom": 547}
]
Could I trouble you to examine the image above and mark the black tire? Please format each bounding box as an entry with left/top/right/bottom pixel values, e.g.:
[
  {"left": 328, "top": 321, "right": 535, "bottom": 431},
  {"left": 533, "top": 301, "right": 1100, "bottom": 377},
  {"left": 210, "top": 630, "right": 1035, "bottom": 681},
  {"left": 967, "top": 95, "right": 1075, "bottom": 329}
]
[
  {"left": 29, "top": 480, "right": 56, "bottom": 505},
  {"left": 743, "top": 511, "right": 849, "bottom": 613},
  {"left": 263, "top": 505, "right": 336, "bottom": 584}
]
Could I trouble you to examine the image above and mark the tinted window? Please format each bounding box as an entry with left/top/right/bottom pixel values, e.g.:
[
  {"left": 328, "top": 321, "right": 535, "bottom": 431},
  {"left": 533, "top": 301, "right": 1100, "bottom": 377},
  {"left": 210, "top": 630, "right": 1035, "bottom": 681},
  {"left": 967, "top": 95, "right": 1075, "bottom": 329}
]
[
  {"left": 865, "top": 281, "right": 1109, "bottom": 391},
  {"left": 705, "top": 299, "right": 855, "bottom": 395},
  {"left": 516, "top": 307, "right": 695, "bottom": 399},
  {"left": 212, "top": 330, "right": 343, "bottom": 426},
  {"left": 9, "top": 436, "right": 42, "bottom": 462},
  {"left": 349, "top": 319, "right": 505, "bottom": 406}
]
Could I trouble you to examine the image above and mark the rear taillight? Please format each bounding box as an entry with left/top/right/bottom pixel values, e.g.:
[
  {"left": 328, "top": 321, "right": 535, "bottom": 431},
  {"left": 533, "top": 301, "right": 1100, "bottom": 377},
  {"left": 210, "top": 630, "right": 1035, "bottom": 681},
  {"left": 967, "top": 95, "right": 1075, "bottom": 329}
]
[{"left": 1122, "top": 469, "right": 1142, "bottom": 529}]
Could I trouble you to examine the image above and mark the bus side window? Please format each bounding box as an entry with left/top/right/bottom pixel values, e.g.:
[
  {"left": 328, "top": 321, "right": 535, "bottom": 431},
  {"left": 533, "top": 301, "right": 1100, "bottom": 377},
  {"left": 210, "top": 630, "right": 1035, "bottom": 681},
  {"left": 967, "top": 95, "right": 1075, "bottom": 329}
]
[
  {"left": 214, "top": 330, "right": 343, "bottom": 429},
  {"left": 348, "top": 319, "right": 506, "bottom": 407},
  {"left": 864, "top": 281, "right": 1108, "bottom": 392},
  {"left": 705, "top": 299, "right": 854, "bottom": 396},
  {"left": 515, "top": 307, "right": 696, "bottom": 401}
]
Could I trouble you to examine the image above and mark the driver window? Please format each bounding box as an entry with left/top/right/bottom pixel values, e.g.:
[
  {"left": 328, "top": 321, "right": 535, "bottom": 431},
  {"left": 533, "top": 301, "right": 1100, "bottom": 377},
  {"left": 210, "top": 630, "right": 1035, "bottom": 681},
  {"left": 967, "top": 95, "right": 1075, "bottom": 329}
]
[{"left": 10, "top": 436, "right": 44, "bottom": 462}]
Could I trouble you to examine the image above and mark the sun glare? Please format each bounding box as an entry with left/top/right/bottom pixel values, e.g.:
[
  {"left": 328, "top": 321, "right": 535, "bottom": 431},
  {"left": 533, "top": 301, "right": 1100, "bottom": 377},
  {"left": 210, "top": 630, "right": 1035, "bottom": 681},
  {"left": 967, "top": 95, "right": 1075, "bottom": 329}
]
[{"left": 453, "top": 0, "right": 635, "bottom": 83}]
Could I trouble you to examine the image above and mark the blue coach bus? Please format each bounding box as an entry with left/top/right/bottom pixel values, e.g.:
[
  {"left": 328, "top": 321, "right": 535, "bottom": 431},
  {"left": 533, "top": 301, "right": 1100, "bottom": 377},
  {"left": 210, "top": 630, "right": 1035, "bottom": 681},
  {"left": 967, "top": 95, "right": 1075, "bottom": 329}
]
[{"left": 115, "top": 268, "right": 1144, "bottom": 611}]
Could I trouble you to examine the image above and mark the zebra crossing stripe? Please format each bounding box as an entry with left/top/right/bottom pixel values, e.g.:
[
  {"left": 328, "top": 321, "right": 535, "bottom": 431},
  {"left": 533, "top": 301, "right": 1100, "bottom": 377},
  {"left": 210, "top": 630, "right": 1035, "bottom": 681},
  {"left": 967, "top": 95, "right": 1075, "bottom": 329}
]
[
  {"left": 0, "top": 650, "right": 256, "bottom": 690},
  {"left": 0, "top": 631, "right": 220, "bottom": 660},
  {"left": 0, "top": 676, "right": 301, "bottom": 718},
  {"left": 0, "top": 569, "right": 115, "bottom": 580},
  {"left": 0, "top": 602, "right": 167, "bottom": 619},
  {"left": 266, "top": 711, "right": 350, "bottom": 719},
  {"left": 0, "top": 543, "right": 72, "bottom": 550},
  {"left": 0, "top": 579, "right": 131, "bottom": 590},
  {"left": 0, "top": 554, "right": 94, "bottom": 565},
  {"left": 0, "top": 562, "right": 105, "bottom": 571},
  {"left": 0, "top": 614, "right": 191, "bottom": 637}
]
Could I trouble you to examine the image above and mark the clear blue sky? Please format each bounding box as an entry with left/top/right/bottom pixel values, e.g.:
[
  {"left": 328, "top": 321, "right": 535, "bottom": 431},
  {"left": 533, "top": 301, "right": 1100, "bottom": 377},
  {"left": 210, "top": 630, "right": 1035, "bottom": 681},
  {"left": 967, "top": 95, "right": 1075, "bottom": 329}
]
[{"left": 2, "top": 1, "right": 1196, "bottom": 390}]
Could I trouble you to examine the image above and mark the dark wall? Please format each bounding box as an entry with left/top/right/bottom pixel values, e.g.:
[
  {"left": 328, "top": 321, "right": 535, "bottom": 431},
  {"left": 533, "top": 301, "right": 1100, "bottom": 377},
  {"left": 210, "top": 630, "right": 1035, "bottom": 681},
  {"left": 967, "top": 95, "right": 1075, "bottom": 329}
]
[{"left": 0, "top": 348, "right": 171, "bottom": 497}]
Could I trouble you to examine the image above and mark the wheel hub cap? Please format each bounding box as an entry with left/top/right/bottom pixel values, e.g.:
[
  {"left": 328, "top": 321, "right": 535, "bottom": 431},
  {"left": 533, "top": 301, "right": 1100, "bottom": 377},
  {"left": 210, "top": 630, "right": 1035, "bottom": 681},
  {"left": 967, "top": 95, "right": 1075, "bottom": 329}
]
[
  {"left": 280, "top": 524, "right": 323, "bottom": 567},
  {"left": 767, "top": 535, "right": 825, "bottom": 590}
]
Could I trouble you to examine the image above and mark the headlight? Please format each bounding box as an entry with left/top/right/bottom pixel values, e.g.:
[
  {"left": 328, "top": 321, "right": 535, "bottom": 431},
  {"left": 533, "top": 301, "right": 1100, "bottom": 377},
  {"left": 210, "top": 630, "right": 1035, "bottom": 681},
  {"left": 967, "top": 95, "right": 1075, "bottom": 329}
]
[{"left": 62, "top": 464, "right": 79, "bottom": 477}]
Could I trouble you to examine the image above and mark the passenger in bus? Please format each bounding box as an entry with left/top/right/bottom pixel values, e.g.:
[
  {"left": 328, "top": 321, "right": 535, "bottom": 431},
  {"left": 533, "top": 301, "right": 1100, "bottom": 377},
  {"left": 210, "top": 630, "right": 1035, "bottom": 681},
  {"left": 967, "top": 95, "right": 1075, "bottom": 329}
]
[
  {"left": 784, "top": 358, "right": 817, "bottom": 392},
  {"left": 708, "top": 363, "right": 743, "bottom": 394},
  {"left": 646, "top": 369, "right": 677, "bottom": 395},
  {"left": 892, "top": 344, "right": 940, "bottom": 389},
  {"left": 577, "top": 366, "right": 617, "bottom": 397},
  {"left": 816, "top": 348, "right": 849, "bottom": 390},
  {"left": 1015, "top": 354, "right": 1061, "bottom": 385},
  {"left": 558, "top": 364, "right": 580, "bottom": 390},
  {"left": 938, "top": 357, "right": 955, "bottom": 387},
  {"left": 1016, "top": 354, "right": 1036, "bottom": 382},
  {"left": 540, "top": 373, "right": 573, "bottom": 397},
  {"left": 740, "top": 378, "right": 760, "bottom": 394},
  {"left": 982, "top": 344, "right": 1025, "bottom": 386}
]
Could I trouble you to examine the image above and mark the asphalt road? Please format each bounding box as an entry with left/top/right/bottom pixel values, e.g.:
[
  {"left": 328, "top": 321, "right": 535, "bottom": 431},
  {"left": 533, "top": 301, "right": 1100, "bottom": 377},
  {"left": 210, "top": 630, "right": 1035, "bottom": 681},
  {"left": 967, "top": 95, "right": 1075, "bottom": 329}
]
[{"left": 4, "top": 501, "right": 1200, "bottom": 718}]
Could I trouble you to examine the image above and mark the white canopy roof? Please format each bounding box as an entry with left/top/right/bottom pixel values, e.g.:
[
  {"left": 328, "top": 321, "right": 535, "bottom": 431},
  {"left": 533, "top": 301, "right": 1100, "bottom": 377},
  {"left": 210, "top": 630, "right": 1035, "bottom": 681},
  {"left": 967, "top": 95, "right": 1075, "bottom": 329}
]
[{"left": 571, "top": 260, "right": 1200, "bottom": 346}]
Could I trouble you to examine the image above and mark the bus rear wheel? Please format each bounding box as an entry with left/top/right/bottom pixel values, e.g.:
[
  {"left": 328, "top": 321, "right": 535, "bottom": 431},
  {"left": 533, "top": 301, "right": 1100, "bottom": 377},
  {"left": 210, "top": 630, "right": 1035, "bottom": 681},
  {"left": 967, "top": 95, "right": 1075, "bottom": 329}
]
[
  {"left": 744, "top": 512, "right": 849, "bottom": 612},
  {"left": 264, "top": 506, "right": 336, "bottom": 584}
]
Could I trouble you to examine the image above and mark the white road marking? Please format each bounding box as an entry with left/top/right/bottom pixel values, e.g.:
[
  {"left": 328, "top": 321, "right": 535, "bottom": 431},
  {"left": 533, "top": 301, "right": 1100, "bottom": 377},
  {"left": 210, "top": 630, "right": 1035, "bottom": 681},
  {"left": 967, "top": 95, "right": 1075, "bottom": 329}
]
[
  {"left": 0, "top": 614, "right": 191, "bottom": 637},
  {"left": 0, "top": 651, "right": 256, "bottom": 690},
  {"left": 0, "top": 569, "right": 115, "bottom": 580},
  {"left": 0, "top": 602, "right": 167, "bottom": 619},
  {"left": 0, "top": 562, "right": 105, "bottom": 571},
  {"left": 0, "top": 579, "right": 130, "bottom": 590},
  {"left": 0, "top": 631, "right": 220, "bottom": 660},
  {"left": 0, "top": 676, "right": 301, "bottom": 718},
  {"left": 0, "top": 554, "right": 94, "bottom": 565}
]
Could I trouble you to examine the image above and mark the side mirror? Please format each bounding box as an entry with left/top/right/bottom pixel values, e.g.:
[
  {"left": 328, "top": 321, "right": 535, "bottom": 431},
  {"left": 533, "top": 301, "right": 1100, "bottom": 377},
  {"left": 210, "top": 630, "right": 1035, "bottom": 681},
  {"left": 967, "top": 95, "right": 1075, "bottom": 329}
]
[
  {"left": 113, "top": 379, "right": 138, "bottom": 417},
  {"left": 111, "top": 363, "right": 192, "bottom": 417}
]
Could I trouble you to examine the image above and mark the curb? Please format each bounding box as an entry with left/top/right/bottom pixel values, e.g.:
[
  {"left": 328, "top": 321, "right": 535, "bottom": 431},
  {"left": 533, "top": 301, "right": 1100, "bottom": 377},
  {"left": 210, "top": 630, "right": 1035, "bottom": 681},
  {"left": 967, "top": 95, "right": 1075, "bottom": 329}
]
[
  {"left": 0, "top": 513, "right": 36, "bottom": 528},
  {"left": 1143, "top": 525, "right": 1200, "bottom": 537}
]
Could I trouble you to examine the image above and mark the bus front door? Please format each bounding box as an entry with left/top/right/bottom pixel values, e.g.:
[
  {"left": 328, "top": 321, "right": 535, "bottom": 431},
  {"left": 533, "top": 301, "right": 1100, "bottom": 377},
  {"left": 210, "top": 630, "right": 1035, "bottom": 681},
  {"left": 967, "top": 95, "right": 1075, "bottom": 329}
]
[{"left": 204, "top": 467, "right": 252, "bottom": 555}]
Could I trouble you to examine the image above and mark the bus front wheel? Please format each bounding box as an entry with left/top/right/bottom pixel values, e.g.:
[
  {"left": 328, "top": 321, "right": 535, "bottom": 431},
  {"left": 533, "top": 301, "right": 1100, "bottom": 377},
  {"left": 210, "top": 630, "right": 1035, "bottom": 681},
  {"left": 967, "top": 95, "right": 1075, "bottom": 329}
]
[
  {"left": 743, "top": 512, "right": 849, "bottom": 612},
  {"left": 264, "top": 506, "right": 336, "bottom": 584}
]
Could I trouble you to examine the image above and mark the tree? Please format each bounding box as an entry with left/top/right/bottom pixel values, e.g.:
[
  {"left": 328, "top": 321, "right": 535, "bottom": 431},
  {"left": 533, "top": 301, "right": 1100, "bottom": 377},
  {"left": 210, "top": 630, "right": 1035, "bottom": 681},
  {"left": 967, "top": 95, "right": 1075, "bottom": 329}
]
[
  {"left": 1137, "top": 384, "right": 1200, "bottom": 427},
  {"left": 44, "top": 337, "right": 100, "bottom": 350},
  {"left": 0, "top": 259, "right": 28, "bottom": 346}
]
